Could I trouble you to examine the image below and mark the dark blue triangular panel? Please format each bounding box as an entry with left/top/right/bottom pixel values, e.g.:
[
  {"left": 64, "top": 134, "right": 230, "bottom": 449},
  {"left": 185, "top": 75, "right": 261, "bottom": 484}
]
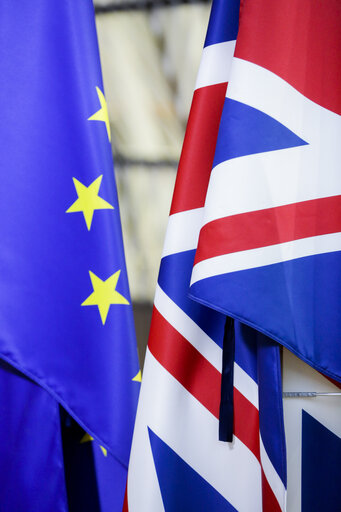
[
  {"left": 213, "top": 98, "right": 308, "bottom": 168},
  {"left": 148, "top": 428, "right": 237, "bottom": 512},
  {"left": 302, "top": 410, "right": 341, "bottom": 512}
]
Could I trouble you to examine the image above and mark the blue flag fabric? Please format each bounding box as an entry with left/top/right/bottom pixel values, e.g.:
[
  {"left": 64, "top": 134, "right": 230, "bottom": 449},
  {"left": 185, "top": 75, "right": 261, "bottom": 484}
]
[
  {"left": 0, "top": 0, "right": 139, "bottom": 490},
  {"left": 302, "top": 410, "right": 341, "bottom": 511},
  {"left": 92, "top": 438, "right": 129, "bottom": 512},
  {"left": 0, "top": 361, "right": 68, "bottom": 511},
  {"left": 60, "top": 412, "right": 130, "bottom": 512}
]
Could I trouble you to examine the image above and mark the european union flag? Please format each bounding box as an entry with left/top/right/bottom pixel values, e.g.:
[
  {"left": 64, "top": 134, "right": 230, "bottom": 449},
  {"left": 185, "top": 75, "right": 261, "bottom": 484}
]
[{"left": 0, "top": 1, "right": 140, "bottom": 509}]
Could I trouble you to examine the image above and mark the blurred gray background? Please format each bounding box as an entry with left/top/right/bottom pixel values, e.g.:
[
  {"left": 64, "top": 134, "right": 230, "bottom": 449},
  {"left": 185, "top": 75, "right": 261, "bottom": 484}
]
[{"left": 94, "top": 0, "right": 210, "bottom": 365}]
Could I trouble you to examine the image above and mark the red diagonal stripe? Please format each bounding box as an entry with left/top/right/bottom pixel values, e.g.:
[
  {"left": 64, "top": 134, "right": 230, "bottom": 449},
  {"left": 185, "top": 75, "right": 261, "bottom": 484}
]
[
  {"left": 148, "top": 306, "right": 221, "bottom": 418},
  {"left": 170, "top": 83, "right": 227, "bottom": 215},
  {"left": 148, "top": 306, "right": 260, "bottom": 461},
  {"left": 262, "top": 469, "right": 282, "bottom": 512},
  {"left": 195, "top": 195, "right": 341, "bottom": 264},
  {"left": 234, "top": 388, "right": 260, "bottom": 461}
]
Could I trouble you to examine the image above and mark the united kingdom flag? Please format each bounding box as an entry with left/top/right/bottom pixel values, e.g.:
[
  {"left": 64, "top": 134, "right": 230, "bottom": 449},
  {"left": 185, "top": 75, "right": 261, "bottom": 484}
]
[
  {"left": 190, "top": 0, "right": 341, "bottom": 382},
  {"left": 125, "top": 0, "right": 289, "bottom": 511}
]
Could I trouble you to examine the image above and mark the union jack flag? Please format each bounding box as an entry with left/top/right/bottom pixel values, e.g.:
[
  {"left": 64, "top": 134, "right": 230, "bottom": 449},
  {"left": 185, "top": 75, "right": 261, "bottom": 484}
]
[
  {"left": 190, "top": 0, "right": 341, "bottom": 382},
  {"left": 125, "top": 0, "right": 287, "bottom": 510}
]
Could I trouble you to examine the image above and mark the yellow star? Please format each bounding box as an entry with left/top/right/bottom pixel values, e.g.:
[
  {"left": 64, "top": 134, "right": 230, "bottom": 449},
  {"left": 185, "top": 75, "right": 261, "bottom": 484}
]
[
  {"left": 80, "top": 433, "right": 107, "bottom": 457},
  {"left": 99, "top": 445, "right": 108, "bottom": 457},
  {"left": 132, "top": 370, "right": 142, "bottom": 382},
  {"left": 88, "top": 86, "right": 111, "bottom": 142},
  {"left": 82, "top": 270, "right": 129, "bottom": 325},
  {"left": 66, "top": 175, "right": 114, "bottom": 230},
  {"left": 81, "top": 433, "right": 94, "bottom": 444}
]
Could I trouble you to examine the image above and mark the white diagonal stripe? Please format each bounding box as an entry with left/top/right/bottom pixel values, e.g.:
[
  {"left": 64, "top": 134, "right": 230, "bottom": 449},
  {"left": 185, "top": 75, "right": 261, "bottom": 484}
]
[
  {"left": 260, "top": 435, "right": 287, "bottom": 512},
  {"left": 195, "top": 40, "right": 236, "bottom": 90},
  {"left": 234, "top": 363, "right": 259, "bottom": 410},
  {"left": 154, "top": 283, "right": 222, "bottom": 371},
  {"left": 162, "top": 208, "right": 203, "bottom": 258}
]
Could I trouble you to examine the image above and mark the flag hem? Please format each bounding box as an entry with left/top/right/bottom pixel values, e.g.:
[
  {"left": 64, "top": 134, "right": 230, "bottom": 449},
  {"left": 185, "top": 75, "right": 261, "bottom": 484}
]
[
  {"left": 0, "top": 351, "right": 125, "bottom": 465},
  {"left": 188, "top": 292, "right": 341, "bottom": 384}
]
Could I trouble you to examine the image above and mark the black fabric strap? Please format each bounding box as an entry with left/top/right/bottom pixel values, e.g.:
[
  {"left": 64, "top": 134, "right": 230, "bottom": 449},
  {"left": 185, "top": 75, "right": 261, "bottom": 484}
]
[{"left": 219, "top": 317, "right": 235, "bottom": 442}]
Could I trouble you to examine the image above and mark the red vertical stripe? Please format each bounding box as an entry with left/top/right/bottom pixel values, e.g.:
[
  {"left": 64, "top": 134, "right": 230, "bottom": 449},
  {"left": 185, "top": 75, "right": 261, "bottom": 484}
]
[{"left": 170, "top": 83, "right": 227, "bottom": 214}]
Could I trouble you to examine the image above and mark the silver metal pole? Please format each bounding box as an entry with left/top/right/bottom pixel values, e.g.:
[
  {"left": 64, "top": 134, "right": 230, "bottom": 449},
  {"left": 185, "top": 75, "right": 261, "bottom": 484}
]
[{"left": 283, "top": 391, "right": 341, "bottom": 398}]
